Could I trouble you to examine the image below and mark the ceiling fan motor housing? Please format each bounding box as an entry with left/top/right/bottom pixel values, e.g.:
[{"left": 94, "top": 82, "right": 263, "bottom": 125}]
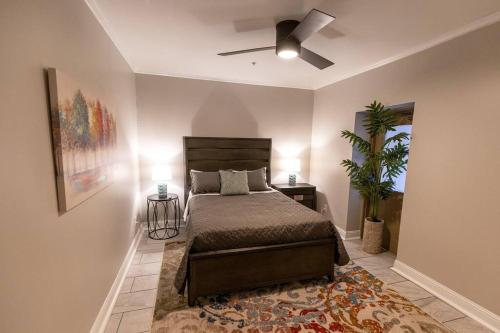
[{"left": 275, "top": 20, "right": 301, "bottom": 56}]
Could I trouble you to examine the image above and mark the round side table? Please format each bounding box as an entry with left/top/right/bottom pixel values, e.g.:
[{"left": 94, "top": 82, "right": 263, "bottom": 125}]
[{"left": 146, "top": 194, "right": 180, "bottom": 240}]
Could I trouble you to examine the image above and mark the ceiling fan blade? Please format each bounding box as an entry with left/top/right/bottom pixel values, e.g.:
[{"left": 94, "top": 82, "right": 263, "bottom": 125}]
[
  {"left": 299, "top": 47, "right": 334, "bottom": 69},
  {"left": 218, "top": 46, "right": 275, "bottom": 56},
  {"left": 289, "top": 9, "right": 335, "bottom": 42}
]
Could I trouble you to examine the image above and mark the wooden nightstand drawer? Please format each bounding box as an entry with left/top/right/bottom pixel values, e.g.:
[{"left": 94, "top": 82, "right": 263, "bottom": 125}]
[
  {"left": 285, "top": 194, "right": 314, "bottom": 201},
  {"left": 272, "top": 183, "right": 317, "bottom": 211},
  {"left": 281, "top": 188, "right": 315, "bottom": 196}
]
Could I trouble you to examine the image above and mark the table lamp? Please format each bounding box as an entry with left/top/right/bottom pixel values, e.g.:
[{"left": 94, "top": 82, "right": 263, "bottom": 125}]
[
  {"left": 152, "top": 164, "right": 172, "bottom": 198},
  {"left": 285, "top": 158, "right": 301, "bottom": 186}
]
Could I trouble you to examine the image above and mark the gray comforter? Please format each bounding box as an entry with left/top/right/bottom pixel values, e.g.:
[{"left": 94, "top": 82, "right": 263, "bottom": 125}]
[{"left": 174, "top": 191, "right": 350, "bottom": 292}]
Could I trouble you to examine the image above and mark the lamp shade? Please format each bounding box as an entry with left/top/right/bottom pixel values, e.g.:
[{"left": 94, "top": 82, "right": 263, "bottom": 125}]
[
  {"left": 284, "top": 158, "right": 301, "bottom": 173},
  {"left": 152, "top": 164, "right": 172, "bottom": 181}
]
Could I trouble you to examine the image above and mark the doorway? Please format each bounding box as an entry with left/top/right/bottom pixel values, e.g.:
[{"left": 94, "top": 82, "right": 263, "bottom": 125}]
[{"left": 346, "top": 102, "right": 414, "bottom": 254}]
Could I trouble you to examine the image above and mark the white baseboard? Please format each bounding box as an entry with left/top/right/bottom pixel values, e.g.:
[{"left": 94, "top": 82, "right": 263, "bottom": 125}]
[
  {"left": 90, "top": 226, "right": 143, "bottom": 333},
  {"left": 335, "top": 225, "right": 361, "bottom": 240},
  {"left": 345, "top": 229, "right": 361, "bottom": 240},
  {"left": 392, "top": 260, "right": 500, "bottom": 332}
]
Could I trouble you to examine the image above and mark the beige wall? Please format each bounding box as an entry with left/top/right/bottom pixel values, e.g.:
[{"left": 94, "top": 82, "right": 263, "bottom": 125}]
[
  {"left": 310, "top": 22, "right": 500, "bottom": 314},
  {"left": 0, "top": 1, "right": 140, "bottom": 332},
  {"left": 136, "top": 74, "right": 314, "bottom": 210},
  {"left": 2, "top": 0, "right": 499, "bottom": 329}
]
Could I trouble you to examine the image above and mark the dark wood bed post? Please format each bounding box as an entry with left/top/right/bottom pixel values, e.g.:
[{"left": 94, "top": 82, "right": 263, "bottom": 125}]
[{"left": 183, "top": 136, "right": 334, "bottom": 306}]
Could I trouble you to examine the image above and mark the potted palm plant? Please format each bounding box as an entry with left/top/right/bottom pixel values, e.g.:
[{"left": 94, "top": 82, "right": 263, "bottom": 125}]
[{"left": 341, "top": 101, "right": 410, "bottom": 254}]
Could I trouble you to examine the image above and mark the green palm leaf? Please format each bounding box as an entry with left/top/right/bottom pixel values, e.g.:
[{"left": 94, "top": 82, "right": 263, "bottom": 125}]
[{"left": 341, "top": 130, "right": 371, "bottom": 154}]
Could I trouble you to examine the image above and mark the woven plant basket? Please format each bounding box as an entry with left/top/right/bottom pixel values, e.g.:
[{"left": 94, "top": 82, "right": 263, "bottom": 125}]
[{"left": 362, "top": 218, "right": 384, "bottom": 254}]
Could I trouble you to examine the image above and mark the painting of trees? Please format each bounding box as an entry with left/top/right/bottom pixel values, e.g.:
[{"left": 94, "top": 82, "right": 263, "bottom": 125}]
[
  {"left": 47, "top": 68, "right": 118, "bottom": 212},
  {"left": 109, "top": 113, "right": 117, "bottom": 147},
  {"left": 90, "top": 100, "right": 103, "bottom": 149},
  {"left": 60, "top": 92, "right": 117, "bottom": 162},
  {"left": 72, "top": 90, "right": 90, "bottom": 152},
  {"left": 102, "top": 107, "right": 109, "bottom": 147}
]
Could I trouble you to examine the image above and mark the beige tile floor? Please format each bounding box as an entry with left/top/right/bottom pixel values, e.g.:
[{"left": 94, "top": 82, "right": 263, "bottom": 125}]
[{"left": 105, "top": 229, "right": 493, "bottom": 333}]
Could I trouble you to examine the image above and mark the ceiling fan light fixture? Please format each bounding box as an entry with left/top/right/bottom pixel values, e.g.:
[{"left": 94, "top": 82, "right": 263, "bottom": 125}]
[
  {"left": 275, "top": 37, "right": 300, "bottom": 60},
  {"left": 277, "top": 49, "right": 298, "bottom": 59}
]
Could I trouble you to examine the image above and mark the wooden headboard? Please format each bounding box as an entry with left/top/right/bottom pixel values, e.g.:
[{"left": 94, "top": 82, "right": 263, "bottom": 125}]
[{"left": 183, "top": 136, "right": 272, "bottom": 203}]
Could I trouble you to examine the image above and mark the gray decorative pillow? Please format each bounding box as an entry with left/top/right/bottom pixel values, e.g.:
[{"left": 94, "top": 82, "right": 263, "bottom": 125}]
[
  {"left": 219, "top": 170, "right": 249, "bottom": 195},
  {"left": 190, "top": 170, "right": 220, "bottom": 194},
  {"left": 247, "top": 167, "right": 269, "bottom": 191}
]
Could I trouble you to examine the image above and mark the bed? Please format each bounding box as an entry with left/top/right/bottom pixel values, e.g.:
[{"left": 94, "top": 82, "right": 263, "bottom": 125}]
[{"left": 177, "top": 136, "right": 349, "bottom": 306}]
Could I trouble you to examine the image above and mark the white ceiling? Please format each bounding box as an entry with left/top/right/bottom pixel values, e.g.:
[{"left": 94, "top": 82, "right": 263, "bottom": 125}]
[{"left": 87, "top": 0, "right": 500, "bottom": 89}]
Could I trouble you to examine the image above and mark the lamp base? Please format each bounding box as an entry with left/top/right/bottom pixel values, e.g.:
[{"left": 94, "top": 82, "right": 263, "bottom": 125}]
[
  {"left": 288, "top": 174, "right": 296, "bottom": 186},
  {"left": 158, "top": 183, "right": 168, "bottom": 198}
]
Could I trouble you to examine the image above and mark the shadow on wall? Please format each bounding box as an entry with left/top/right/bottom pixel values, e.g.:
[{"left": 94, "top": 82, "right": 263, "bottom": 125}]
[
  {"left": 191, "top": 87, "right": 259, "bottom": 137},
  {"left": 138, "top": 87, "right": 261, "bottom": 222},
  {"left": 316, "top": 191, "right": 333, "bottom": 218}
]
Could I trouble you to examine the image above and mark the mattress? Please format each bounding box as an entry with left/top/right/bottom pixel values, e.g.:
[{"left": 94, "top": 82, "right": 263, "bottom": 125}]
[{"left": 174, "top": 190, "right": 350, "bottom": 292}]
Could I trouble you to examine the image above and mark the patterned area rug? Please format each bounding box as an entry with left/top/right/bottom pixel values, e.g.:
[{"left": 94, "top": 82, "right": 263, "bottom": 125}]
[{"left": 152, "top": 242, "right": 452, "bottom": 333}]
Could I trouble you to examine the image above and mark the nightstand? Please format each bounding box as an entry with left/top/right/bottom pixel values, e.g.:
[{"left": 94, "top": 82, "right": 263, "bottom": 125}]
[
  {"left": 272, "top": 183, "right": 317, "bottom": 210},
  {"left": 146, "top": 194, "right": 181, "bottom": 240}
]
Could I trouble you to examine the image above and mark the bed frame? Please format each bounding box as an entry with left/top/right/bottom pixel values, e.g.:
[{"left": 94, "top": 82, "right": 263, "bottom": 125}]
[{"left": 183, "top": 136, "right": 335, "bottom": 306}]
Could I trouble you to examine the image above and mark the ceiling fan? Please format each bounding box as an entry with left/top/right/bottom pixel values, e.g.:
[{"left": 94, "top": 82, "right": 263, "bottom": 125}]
[{"left": 218, "top": 9, "right": 335, "bottom": 70}]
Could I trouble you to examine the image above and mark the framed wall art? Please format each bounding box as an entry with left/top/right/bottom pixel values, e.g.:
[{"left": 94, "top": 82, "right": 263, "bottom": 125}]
[{"left": 47, "top": 68, "right": 117, "bottom": 212}]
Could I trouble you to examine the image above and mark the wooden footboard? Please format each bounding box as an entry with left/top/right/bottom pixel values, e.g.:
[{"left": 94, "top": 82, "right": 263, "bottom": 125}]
[{"left": 187, "top": 238, "right": 335, "bottom": 306}]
